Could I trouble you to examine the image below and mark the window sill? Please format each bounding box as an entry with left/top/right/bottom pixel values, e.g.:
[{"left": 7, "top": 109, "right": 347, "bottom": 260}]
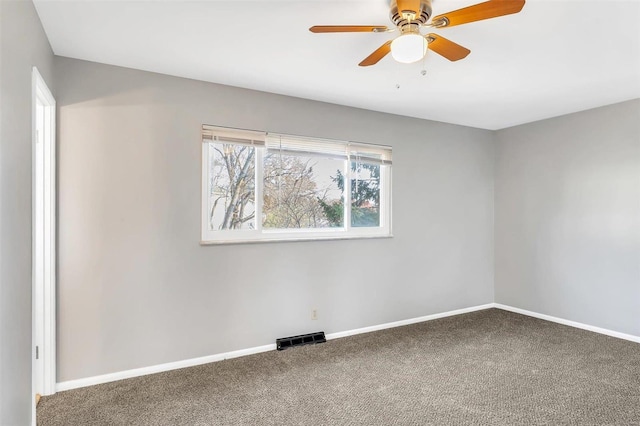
[{"left": 200, "top": 234, "right": 393, "bottom": 246}]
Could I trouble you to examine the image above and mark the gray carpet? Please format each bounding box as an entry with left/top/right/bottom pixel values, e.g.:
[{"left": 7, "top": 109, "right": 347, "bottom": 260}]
[{"left": 38, "top": 309, "right": 640, "bottom": 425}]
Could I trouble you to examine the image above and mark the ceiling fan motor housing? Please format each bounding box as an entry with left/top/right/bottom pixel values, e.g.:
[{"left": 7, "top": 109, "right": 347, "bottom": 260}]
[{"left": 389, "top": 0, "right": 432, "bottom": 33}]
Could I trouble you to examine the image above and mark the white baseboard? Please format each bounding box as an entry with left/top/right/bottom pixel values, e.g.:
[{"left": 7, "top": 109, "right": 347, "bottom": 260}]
[
  {"left": 56, "top": 343, "right": 276, "bottom": 392},
  {"left": 493, "top": 303, "right": 640, "bottom": 344},
  {"left": 326, "top": 304, "right": 495, "bottom": 340},
  {"left": 55, "top": 303, "right": 494, "bottom": 392}
]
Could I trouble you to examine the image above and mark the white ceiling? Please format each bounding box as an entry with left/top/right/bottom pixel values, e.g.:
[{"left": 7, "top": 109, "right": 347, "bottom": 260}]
[{"left": 33, "top": 0, "right": 640, "bottom": 130}]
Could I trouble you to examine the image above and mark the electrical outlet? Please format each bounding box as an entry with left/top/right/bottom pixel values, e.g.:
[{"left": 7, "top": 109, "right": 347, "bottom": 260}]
[{"left": 311, "top": 309, "right": 318, "bottom": 320}]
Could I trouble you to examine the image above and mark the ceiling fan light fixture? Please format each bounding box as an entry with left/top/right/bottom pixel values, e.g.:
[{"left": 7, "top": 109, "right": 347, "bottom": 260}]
[{"left": 390, "top": 33, "right": 427, "bottom": 63}]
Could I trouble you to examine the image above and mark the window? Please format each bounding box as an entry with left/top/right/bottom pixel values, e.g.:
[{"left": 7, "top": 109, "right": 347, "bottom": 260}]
[{"left": 201, "top": 126, "right": 392, "bottom": 243}]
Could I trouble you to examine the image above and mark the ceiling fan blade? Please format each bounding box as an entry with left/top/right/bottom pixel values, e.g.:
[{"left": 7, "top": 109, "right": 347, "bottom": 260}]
[
  {"left": 432, "top": 0, "right": 525, "bottom": 28},
  {"left": 359, "top": 41, "right": 393, "bottom": 67},
  {"left": 426, "top": 34, "right": 470, "bottom": 61},
  {"left": 310, "top": 25, "right": 389, "bottom": 33}
]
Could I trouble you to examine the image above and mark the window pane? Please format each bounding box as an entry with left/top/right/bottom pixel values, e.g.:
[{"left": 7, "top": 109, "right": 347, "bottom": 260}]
[
  {"left": 351, "top": 162, "right": 381, "bottom": 227},
  {"left": 263, "top": 153, "right": 344, "bottom": 229},
  {"left": 208, "top": 142, "right": 255, "bottom": 230}
]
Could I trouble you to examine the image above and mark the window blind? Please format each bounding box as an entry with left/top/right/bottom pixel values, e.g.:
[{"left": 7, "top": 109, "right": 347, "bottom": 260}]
[
  {"left": 349, "top": 142, "right": 393, "bottom": 165},
  {"left": 202, "top": 125, "right": 265, "bottom": 147},
  {"left": 266, "top": 133, "right": 350, "bottom": 160},
  {"left": 266, "top": 133, "right": 392, "bottom": 164}
]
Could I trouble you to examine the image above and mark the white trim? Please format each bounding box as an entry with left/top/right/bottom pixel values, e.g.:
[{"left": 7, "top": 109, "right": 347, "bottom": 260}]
[
  {"left": 31, "top": 67, "right": 56, "bottom": 395},
  {"left": 254, "top": 147, "right": 264, "bottom": 232},
  {"left": 201, "top": 142, "right": 209, "bottom": 240},
  {"left": 32, "top": 67, "right": 57, "bottom": 426},
  {"left": 493, "top": 303, "right": 640, "bottom": 344},
  {"left": 32, "top": 67, "right": 55, "bottom": 105},
  {"left": 56, "top": 303, "right": 494, "bottom": 392},
  {"left": 56, "top": 344, "right": 277, "bottom": 392},
  {"left": 326, "top": 304, "right": 494, "bottom": 340}
]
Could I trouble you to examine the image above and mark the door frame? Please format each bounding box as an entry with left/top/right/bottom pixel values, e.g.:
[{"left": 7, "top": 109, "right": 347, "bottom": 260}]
[{"left": 31, "top": 66, "right": 56, "bottom": 410}]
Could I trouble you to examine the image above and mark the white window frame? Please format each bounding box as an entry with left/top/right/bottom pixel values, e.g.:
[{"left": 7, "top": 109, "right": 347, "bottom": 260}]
[{"left": 201, "top": 126, "right": 392, "bottom": 244}]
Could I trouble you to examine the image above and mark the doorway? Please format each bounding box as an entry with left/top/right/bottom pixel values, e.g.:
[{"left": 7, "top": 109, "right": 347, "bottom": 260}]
[{"left": 32, "top": 66, "right": 56, "bottom": 410}]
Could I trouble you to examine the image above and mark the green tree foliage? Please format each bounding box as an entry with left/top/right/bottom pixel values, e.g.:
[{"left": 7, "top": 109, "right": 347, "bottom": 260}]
[{"left": 319, "top": 162, "right": 380, "bottom": 227}]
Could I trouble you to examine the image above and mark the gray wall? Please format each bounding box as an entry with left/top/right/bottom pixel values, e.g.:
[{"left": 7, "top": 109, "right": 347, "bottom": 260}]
[
  {"left": 495, "top": 100, "right": 640, "bottom": 336},
  {"left": 54, "top": 57, "right": 495, "bottom": 382},
  {"left": 0, "top": 0, "right": 55, "bottom": 424}
]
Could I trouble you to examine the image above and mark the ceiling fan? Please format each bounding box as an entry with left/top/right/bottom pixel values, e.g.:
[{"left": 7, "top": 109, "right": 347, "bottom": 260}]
[{"left": 309, "top": 0, "right": 525, "bottom": 66}]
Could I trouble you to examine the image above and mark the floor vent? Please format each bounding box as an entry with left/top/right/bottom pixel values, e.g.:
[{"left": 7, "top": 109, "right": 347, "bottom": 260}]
[{"left": 276, "top": 332, "right": 326, "bottom": 351}]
